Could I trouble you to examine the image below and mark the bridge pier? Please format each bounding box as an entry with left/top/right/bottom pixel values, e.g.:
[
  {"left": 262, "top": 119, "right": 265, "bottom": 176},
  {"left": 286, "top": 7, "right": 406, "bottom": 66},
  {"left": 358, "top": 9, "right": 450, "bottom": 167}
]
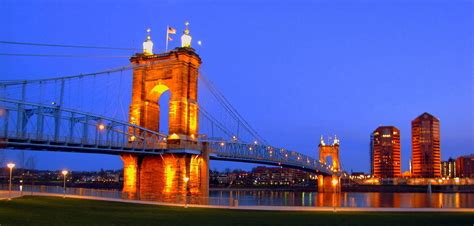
[
  {"left": 120, "top": 145, "right": 209, "bottom": 201},
  {"left": 317, "top": 175, "right": 341, "bottom": 193},
  {"left": 121, "top": 154, "right": 141, "bottom": 196}
]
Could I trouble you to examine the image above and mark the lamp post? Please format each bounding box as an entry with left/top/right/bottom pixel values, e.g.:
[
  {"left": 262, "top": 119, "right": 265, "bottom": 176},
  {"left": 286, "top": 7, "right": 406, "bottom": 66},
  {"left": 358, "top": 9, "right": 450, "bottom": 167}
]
[
  {"left": 61, "top": 170, "right": 68, "bottom": 198},
  {"left": 7, "top": 163, "right": 15, "bottom": 200},
  {"left": 184, "top": 177, "right": 190, "bottom": 208}
]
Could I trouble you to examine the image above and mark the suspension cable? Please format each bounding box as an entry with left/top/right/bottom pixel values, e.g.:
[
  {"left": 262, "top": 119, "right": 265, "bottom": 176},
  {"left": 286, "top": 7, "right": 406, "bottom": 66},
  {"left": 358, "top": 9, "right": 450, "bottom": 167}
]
[
  {"left": 0, "top": 53, "right": 130, "bottom": 58},
  {"left": 199, "top": 106, "right": 234, "bottom": 139},
  {"left": 0, "top": 57, "right": 173, "bottom": 86},
  {"left": 0, "top": 41, "right": 139, "bottom": 51},
  {"left": 199, "top": 73, "right": 268, "bottom": 144}
]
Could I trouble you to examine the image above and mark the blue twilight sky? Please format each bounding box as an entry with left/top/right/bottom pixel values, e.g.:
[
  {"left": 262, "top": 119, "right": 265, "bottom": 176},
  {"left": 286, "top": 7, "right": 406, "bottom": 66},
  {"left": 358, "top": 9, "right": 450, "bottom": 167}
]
[{"left": 0, "top": 0, "right": 472, "bottom": 173}]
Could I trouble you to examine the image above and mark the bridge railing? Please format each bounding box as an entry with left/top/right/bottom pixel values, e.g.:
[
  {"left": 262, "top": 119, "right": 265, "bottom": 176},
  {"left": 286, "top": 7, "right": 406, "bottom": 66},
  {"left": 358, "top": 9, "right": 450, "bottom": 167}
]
[{"left": 0, "top": 98, "right": 168, "bottom": 152}]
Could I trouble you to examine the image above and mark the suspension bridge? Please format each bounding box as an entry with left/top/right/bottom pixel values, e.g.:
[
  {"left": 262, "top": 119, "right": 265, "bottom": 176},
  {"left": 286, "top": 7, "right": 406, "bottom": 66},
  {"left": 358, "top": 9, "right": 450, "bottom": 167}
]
[{"left": 0, "top": 27, "right": 343, "bottom": 197}]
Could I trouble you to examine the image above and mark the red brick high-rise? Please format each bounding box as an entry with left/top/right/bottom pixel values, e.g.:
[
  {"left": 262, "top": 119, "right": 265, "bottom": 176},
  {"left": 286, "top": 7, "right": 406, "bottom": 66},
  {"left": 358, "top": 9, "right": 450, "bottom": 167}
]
[
  {"left": 411, "top": 112, "right": 441, "bottom": 178},
  {"left": 371, "top": 126, "right": 401, "bottom": 178}
]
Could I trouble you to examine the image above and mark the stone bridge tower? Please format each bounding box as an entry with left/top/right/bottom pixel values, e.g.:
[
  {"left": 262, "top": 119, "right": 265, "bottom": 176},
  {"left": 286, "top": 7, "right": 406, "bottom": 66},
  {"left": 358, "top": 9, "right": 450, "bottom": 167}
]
[
  {"left": 318, "top": 136, "right": 341, "bottom": 193},
  {"left": 121, "top": 27, "right": 209, "bottom": 199}
]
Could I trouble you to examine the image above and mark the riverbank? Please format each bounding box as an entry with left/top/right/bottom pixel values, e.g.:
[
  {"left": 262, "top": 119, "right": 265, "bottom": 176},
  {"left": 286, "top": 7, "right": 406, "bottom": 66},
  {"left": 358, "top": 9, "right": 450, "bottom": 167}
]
[{"left": 1, "top": 196, "right": 473, "bottom": 226}]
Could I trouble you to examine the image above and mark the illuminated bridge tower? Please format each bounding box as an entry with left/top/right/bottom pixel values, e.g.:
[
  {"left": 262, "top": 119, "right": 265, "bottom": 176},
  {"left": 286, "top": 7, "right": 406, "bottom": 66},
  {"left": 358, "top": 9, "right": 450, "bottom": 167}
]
[
  {"left": 121, "top": 26, "right": 209, "bottom": 198},
  {"left": 318, "top": 136, "right": 341, "bottom": 193}
]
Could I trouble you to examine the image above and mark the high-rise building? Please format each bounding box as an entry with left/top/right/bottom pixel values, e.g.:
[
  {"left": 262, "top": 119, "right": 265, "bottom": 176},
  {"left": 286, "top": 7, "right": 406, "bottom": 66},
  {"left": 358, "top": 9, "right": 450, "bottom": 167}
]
[
  {"left": 441, "top": 158, "right": 456, "bottom": 178},
  {"left": 456, "top": 154, "right": 474, "bottom": 178},
  {"left": 371, "top": 126, "right": 401, "bottom": 178},
  {"left": 370, "top": 133, "right": 374, "bottom": 175},
  {"left": 411, "top": 112, "right": 441, "bottom": 178}
]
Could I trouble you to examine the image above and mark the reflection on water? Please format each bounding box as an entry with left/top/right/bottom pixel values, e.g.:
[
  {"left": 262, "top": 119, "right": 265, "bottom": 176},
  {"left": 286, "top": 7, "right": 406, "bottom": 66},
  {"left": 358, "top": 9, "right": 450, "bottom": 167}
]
[
  {"left": 210, "top": 190, "right": 474, "bottom": 208},
  {"left": 2, "top": 184, "right": 472, "bottom": 208}
]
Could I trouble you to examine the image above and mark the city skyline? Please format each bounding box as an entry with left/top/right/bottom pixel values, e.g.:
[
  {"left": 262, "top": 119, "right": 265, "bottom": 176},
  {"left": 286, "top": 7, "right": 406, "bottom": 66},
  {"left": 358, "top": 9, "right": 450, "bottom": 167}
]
[{"left": 1, "top": 0, "right": 472, "bottom": 173}]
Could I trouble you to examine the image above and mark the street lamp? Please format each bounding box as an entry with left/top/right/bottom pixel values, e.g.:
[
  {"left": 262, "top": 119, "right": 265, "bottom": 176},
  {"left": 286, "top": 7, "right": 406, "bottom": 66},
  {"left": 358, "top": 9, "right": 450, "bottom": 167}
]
[
  {"left": 184, "top": 177, "right": 190, "bottom": 208},
  {"left": 7, "top": 163, "right": 15, "bottom": 200},
  {"left": 61, "top": 170, "right": 68, "bottom": 198},
  {"left": 98, "top": 123, "right": 106, "bottom": 131}
]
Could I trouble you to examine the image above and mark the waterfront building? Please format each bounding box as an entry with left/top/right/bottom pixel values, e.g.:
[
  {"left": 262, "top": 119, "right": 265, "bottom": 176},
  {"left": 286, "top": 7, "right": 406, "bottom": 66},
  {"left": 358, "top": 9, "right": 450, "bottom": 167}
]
[
  {"left": 251, "top": 166, "right": 311, "bottom": 186},
  {"left": 209, "top": 167, "right": 312, "bottom": 187},
  {"left": 441, "top": 157, "right": 457, "bottom": 178},
  {"left": 371, "top": 126, "right": 401, "bottom": 178},
  {"left": 456, "top": 154, "right": 474, "bottom": 178},
  {"left": 370, "top": 133, "right": 374, "bottom": 176},
  {"left": 411, "top": 112, "right": 441, "bottom": 178}
]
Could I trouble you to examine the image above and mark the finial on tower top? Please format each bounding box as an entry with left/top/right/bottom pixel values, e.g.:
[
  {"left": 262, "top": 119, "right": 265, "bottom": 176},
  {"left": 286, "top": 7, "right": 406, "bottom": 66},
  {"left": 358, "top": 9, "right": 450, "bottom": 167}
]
[
  {"left": 320, "top": 135, "right": 326, "bottom": 146},
  {"left": 333, "top": 135, "right": 340, "bottom": 145},
  {"left": 181, "top": 21, "right": 192, "bottom": 47},
  {"left": 143, "top": 28, "right": 153, "bottom": 55}
]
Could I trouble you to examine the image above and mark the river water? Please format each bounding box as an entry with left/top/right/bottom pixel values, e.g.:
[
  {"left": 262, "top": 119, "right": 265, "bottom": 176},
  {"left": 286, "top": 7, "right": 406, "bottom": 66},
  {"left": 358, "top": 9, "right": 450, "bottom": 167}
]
[
  {"left": 3, "top": 185, "right": 473, "bottom": 208},
  {"left": 210, "top": 190, "right": 474, "bottom": 208}
]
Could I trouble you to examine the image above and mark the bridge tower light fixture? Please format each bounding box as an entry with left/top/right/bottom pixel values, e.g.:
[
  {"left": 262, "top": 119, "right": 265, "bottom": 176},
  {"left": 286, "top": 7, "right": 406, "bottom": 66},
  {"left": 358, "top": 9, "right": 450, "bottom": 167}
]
[
  {"left": 333, "top": 135, "right": 340, "bottom": 145},
  {"left": 181, "top": 22, "right": 192, "bottom": 48},
  {"left": 143, "top": 28, "right": 154, "bottom": 55},
  {"left": 7, "top": 163, "right": 15, "bottom": 200}
]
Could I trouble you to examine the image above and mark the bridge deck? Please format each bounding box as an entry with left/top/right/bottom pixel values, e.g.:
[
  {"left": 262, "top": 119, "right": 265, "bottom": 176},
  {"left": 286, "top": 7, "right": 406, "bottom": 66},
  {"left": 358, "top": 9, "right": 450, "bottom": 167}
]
[{"left": 0, "top": 98, "right": 337, "bottom": 176}]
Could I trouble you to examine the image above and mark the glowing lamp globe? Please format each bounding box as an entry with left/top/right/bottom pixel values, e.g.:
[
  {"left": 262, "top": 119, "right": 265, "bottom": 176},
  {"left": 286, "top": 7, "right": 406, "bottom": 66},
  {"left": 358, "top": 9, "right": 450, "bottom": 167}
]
[{"left": 7, "top": 163, "right": 15, "bottom": 169}]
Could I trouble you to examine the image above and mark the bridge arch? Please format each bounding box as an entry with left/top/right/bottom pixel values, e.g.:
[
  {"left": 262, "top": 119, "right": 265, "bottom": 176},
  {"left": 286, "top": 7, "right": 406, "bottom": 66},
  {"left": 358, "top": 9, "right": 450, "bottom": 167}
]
[
  {"left": 320, "top": 149, "right": 339, "bottom": 171},
  {"left": 146, "top": 83, "right": 171, "bottom": 134},
  {"left": 147, "top": 83, "right": 170, "bottom": 102}
]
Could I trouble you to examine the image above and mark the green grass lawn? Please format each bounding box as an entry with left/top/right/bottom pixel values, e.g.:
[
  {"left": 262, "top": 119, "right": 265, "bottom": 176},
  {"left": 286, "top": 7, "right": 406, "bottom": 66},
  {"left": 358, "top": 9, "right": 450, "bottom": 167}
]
[{"left": 0, "top": 196, "right": 472, "bottom": 226}]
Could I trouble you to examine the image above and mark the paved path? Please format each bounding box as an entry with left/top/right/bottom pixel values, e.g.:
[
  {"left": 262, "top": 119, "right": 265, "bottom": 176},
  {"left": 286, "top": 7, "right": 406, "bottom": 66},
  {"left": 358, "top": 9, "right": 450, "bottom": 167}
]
[
  {"left": 6, "top": 191, "right": 474, "bottom": 213},
  {"left": 0, "top": 190, "right": 22, "bottom": 200}
]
